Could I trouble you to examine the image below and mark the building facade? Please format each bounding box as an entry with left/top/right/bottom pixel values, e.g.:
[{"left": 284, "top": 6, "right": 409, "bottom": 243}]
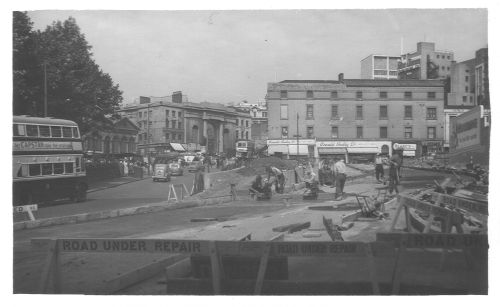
[
  {"left": 119, "top": 93, "right": 252, "bottom": 157},
  {"left": 82, "top": 117, "right": 139, "bottom": 156},
  {"left": 447, "top": 59, "right": 476, "bottom": 106},
  {"left": 266, "top": 75, "right": 445, "bottom": 161},
  {"left": 399, "top": 42, "right": 454, "bottom": 80},
  {"left": 360, "top": 55, "right": 400, "bottom": 79}
]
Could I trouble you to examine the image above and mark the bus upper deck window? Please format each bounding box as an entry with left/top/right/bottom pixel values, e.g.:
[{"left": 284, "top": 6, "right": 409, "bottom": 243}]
[
  {"left": 13, "top": 124, "right": 26, "bottom": 136},
  {"left": 39, "top": 125, "right": 51, "bottom": 137},
  {"left": 51, "top": 126, "right": 62, "bottom": 137},
  {"left": 62, "top": 127, "right": 72, "bottom": 138},
  {"left": 26, "top": 125, "right": 39, "bottom": 137},
  {"left": 72, "top": 127, "right": 79, "bottom": 138}
]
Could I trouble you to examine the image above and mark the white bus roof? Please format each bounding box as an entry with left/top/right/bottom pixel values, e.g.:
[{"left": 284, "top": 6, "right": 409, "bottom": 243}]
[{"left": 13, "top": 115, "right": 79, "bottom": 126}]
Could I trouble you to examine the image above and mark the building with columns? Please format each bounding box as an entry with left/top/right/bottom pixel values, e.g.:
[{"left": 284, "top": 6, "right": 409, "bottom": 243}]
[
  {"left": 82, "top": 116, "right": 139, "bottom": 156},
  {"left": 119, "top": 92, "right": 252, "bottom": 157}
]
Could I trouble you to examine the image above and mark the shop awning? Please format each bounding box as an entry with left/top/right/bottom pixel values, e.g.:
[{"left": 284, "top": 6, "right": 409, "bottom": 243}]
[
  {"left": 288, "top": 144, "right": 308, "bottom": 156},
  {"left": 170, "top": 143, "right": 186, "bottom": 152},
  {"left": 318, "top": 147, "right": 347, "bottom": 154},
  {"left": 347, "top": 147, "right": 379, "bottom": 154},
  {"left": 268, "top": 144, "right": 289, "bottom": 155}
]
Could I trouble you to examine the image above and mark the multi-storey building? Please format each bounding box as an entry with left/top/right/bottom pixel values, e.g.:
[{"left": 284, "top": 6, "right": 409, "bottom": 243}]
[
  {"left": 266, "top": 74, "right": 445, "bottom": 162},
  {"left": 444, "top": 47, "right": 489, "bottom": 151},
  {"left": 399, "top": 42, "right": 454, "bottom": 80},
  {"left": 360, "top": 55, "right": 400, "bottom": 79},
  {"left": 119, "top": 92, "right": 252, "bottom": 158},
  {"left": 232, "top": 101, "right": 268, "bottom": 149}
]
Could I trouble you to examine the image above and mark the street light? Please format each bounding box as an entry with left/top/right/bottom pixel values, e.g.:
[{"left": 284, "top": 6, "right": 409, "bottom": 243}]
[{"left": 292, "top": 113, "right": 301, "bottom": 159}]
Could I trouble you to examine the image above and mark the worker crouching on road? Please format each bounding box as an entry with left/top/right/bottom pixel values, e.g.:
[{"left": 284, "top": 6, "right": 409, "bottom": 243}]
[
  {"left": 250, "top": 174, "right": 272, "bottom": 200},
  {"left": 267, "top": 166, "right": 285, "bottom": 194},
  {"left": 303, "top": 169, "right": 319, "bottom": 200}
]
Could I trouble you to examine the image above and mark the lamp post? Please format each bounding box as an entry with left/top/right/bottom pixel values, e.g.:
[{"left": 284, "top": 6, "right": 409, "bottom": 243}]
[
  {"left": 43, "top": 62, "right": 47, "bottom": 117},
  {"left": 293, "top": 113, "right": 301, "bottom": 159}
]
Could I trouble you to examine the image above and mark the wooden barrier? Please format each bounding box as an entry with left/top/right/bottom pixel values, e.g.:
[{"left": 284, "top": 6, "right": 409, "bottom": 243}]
[
  {"left": 32, "top": 237, "right": 390, "bottom": 294},
  {"left": 430, "top": 192, "right": 488, "bottom": 216},
  {"left": 167, "top": 184, "right": 190, "bottom": 202}
]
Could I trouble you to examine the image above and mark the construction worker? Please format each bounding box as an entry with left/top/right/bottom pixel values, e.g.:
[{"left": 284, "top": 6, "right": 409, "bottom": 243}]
[
  {"left": 267, "top": 166, "right": 285, "bottom": 194},
  {"left": 333, "top": 158, "right": 347, "bottom": 200}
]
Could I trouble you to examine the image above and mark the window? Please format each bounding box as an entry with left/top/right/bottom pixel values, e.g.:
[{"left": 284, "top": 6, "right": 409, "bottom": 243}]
[
  {"left": 245, "top": 131, "right": 249, "bottom": 139},
  {"left": 29, "top": 164, "right": 41, "bottom": 176},
  {"left": 236, "top": 131, "right": 239, "bottom": 139},
  {"left": 138, "top": 134, "right": 142, "bottom": 141},
  {"left": 427, "top": 92, "right": 436, "bottom": 99},
  {"left": 42, "top": 163, "right": 53, "bottom": 175},
  {"left": 139, "top": 112, "right": 142, "bottom": 118},
  {"left": 172, "top": 111, "right": 176, "bottom": 117},
  {"left": 39, "top": 125, "right": 51, "bottom": 137},
  {"left": 356, "top": 105, "right": 363, "bottom": 119},
  {"left": 426, "top": 107, "right": 437, "bottom": 120},
  {"left": 404, "top": 106, "right": 413, "bottom": 119},
  {"left": 13, "top": 124, "right": 26, "bottom": 136},
  {"left": 331, "top": 105, "right": 338, "bottom": 118},
  {"left": 465, "top": 76, "right": 469, "bottom": 82},
  {"left": 379, "top": 105, "right": 388, "bottom": 119},
  {"left": 281, "top": 126, "right": 288, "bottom": 138},
  {"left": 26, "top": 125, "right": 38, "bottom": 137},
  {"left": 306, "top": 126, "right": 314, "bottom": 138},
  {"left": 462, "top": 96, "right": 467, "bottom": 103},
  {"left": 62, "top": 127, "right": 72, "bottom": 138},
  {"left": 379, "top": 91, "right": 387, "bottom": 99},
  {"left": 427, "top": 127, "right": 436, "bottom": 139},
  {"left": 447, "top": 56, "right": 450, "bottom": 60},
  {"left": 465, "top": 86, "right": 469, "bottom": 92},
  {"left": 404, "top": 91, "right": 412, "bottom": 100},
  {"left": 165, "top": 133, "right": 170, "bottom": 139},
  {"left": 306, "top": 90, "right": 313, "bottom": 99},
  {"left": 262, "top": 112, "right": 267, "bottom": 117},
  {"left": 470, "top": 96, "right": 474, "bottom": 103},
  {"left": 331, "top": 91, "right": 338, "bottom": 99},
  {"left": 436, "top": 55, "right": 440, "bottom": 59},
  {"left": 178, "top": 111, "right": 182, "bottom": 117},
  {"left": 331, "top": 126, "right": 339, "bottom": 138},
  {"left": 280, "top": 90, "right": 287, "bottom": 99},
  {"left": 178, "top": 121, "right": 182, "bottom": 129},
  {"left": 306, "top": 104, "right": 314, "bottom": 119},
  {"left": 236, "top": 119, "right": 239, "bottom": 126},
  {"left": 441, "top": 66, "right": 445, "bottom": 70},
  {"left": 246, "top": 120, "right": 249, "bottom": 128},
  {"left": 172, "top": 120, "right": 176, "bottom": 129},
  {"left": 164, "top": 119, "right": 168, "bottom": 129},
  {"left": 356, "top": 91, "right": 363, "bottom": 99},
  {"left": 166, "top": 110, "right": 169, "bottom": 117},
  {"left": 404, "top": 126, "right": 413, "bottom": 139},
  {"left": 380, "top": 126, "right": 388, "bottom": 138},
  {"left": 50, "top": 126, "right": 62, "bottom": 137},
  {"left": 280, "top": 104, "right": 288, "bottom": 120},
  {"left": 447, "top": 67, "right": 450, "bottom": 71},
  {"left": 356, "top": 126, "right": 363, "bottom": 138}
]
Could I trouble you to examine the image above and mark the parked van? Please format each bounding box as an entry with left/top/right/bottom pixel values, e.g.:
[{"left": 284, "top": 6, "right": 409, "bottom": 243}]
[{"left": 152, "top": 164, "right": 171, "bottom": 182}]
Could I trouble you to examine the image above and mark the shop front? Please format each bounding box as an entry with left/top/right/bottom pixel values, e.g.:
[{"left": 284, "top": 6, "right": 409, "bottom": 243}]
[
  {"left": 316, "top": 140, "right": 392, "bottom": 163},
  {"left": 422, "top": 140, "right": 443, "bottom": 155},
  {"left": 267, "top": 139, "right": 315, "bottom": 159}
]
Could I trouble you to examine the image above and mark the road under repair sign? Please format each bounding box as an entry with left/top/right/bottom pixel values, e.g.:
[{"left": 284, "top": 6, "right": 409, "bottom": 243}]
[
  {"left": 14, "top": 204, "right": 38, "bottom": 213},
  {"left": 376, "top": 233, "right": 488, "bottom": 249},
  {"left": 58, "top": 239, "right": 208, "bottom": 254}
]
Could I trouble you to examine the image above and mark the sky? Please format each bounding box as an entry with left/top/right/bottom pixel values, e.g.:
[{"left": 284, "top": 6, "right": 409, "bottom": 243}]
[{"left": 27, "top": 9, "right": 488, "bottom": 106}]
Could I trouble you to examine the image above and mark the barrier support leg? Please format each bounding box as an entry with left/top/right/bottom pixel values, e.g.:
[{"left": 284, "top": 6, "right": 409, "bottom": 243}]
[
  {"left": 209, "top": 241, "right": 221, "bottom": 294},
  {"left": 391, "top": 239, "right": 407, "bottom": 295},
  {"left": 365, "top": 244, "right": 380, "bottom": 295},
  {"left": 254, "top": 243, "right": 271, "bottom": 295},
  {"left": 38, "top": 239, "right": 59, "bottom": 294}
]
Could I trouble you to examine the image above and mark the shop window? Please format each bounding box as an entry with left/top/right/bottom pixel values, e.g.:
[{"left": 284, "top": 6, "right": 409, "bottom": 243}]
[
  {"left": 356, "top": 126, "right": 363, "bottom": 138},
  {"left": 426, "top": 107, "right": 437, "bottom": 120},
  {"left": 306, "top": 104, "right": 314, "bottom": 119},
  {"left": 379, "top": 105, "right": 388, "bottom": 119},
  {"left": 380, "top": 126, "right": 388, "bottom": 138},
  {"left": 404, "top": 126, "right": 413, "bottom": 139}
]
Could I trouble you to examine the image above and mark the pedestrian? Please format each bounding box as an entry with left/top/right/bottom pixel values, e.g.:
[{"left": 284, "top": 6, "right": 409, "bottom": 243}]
[
  {"left": 333, "top": 158, "right": 347, "bottom": 200},
  {"left": 374, "top": 153, "right": 384, "bottom": 182},
  {"left": 387, "top": 155, "right": 400, "bottom": 194}
]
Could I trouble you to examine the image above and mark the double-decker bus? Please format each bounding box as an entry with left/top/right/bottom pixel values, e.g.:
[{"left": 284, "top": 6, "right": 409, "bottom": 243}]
[
  {"left": 13, "top": 116, "right": 88, "bottom": 206},
  {"left": 235, "top": 139, "right": 255, "bottom": 158}
]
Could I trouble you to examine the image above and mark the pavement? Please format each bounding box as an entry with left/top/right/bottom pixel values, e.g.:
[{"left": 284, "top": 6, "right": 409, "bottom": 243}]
[{"left": 87, "top": 174, "right": 150, "bottom": 193}]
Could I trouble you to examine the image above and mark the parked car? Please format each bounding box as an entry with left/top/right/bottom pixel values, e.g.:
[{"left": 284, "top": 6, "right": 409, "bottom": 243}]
[
  {"left": 187, "top": 161, "right": 204, "bottom": 173},
  {"left": 152, "top": 164, "right": 171, "bottom": 182},
  {"left": 168, "top": 162, "right": 184, "bottom": 176}
]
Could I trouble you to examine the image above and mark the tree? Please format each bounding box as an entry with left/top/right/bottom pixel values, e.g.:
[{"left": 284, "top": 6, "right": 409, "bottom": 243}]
[{"left": 12, "top": 13, "right": 123, "bottom": 134}]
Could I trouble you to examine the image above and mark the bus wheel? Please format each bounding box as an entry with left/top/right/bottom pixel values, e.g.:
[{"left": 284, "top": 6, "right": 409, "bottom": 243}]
[{"left": 75, "top": 183, "right": 88, "bottom": 203}]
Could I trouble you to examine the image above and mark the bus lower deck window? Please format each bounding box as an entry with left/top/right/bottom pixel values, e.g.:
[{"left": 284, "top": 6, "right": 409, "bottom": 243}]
[
  {"left": 53, "top": 163, "right": 64, "bottom": 174},
  {"left": 13, "top": 124, "right": 26, "bottom": 136},
  {"left": 27, "top": 125, "right": 38, "bottom": 137},
  {"left": 65, "top": 163, "right": 74, "bottom": 173},
  {"left": 39, "top": 125, "right": 51, "bottom": 137},
  {"left": 42, "top": 164, "right": 53, "bottom": 175},
  {"left": 29, "top": 164, "right": 41, "bottom": 176}
]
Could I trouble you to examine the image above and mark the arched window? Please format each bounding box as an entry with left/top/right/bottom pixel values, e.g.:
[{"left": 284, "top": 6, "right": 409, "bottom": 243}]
[
  {"left": 121, "top": 136, "right": 128, "bottom": 153},
  {"left": 104, "top": 136, "right": 111, "bottom": 154},
  {"left": 112, "top": 136, "right": 120, "bottom": 153},
  {"left": 96, "top": 135, "right": 103, "bottom": 152},
  {"left": 129, "top": 137, "right": 136, "bottom": 153}
]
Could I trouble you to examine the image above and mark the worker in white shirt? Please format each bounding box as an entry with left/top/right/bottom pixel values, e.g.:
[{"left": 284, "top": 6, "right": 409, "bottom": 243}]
[
  {"left": 333, "top": 158, "right": 347, "bottom": 200},
  {"left": 267, "top": 166, "right": 285, "bottom": 194}
]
